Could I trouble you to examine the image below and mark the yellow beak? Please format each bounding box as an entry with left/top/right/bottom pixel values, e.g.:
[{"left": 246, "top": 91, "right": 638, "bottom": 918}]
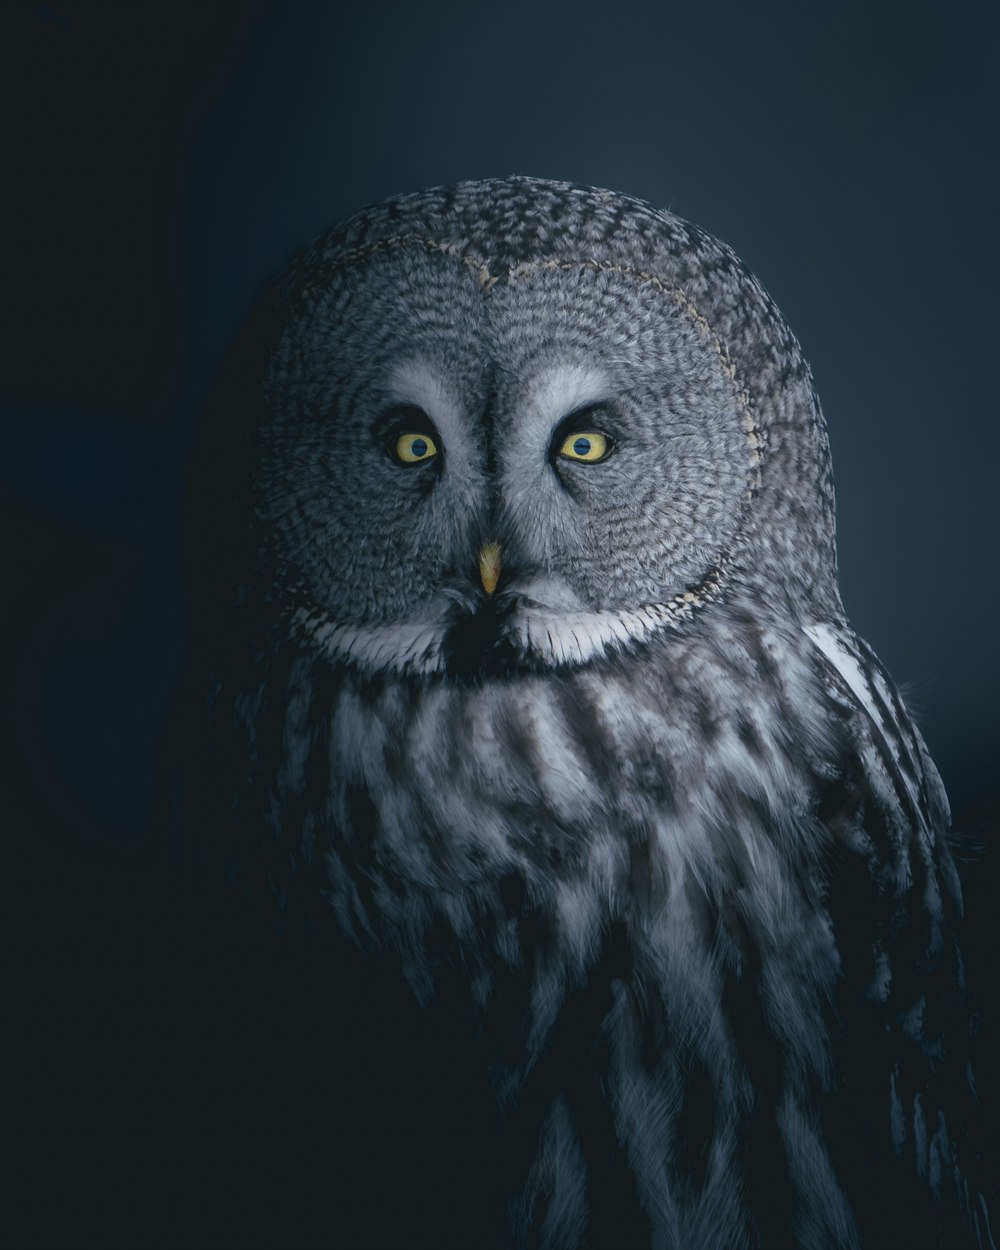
[{"left": 478, "top": 542, "right": 501, "bottom": 596}]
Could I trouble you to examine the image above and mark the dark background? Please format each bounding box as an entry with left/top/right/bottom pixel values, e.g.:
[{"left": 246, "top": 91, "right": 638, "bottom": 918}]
[{"left": 4, "top": 0, "right": 997, "bottom": 1237}]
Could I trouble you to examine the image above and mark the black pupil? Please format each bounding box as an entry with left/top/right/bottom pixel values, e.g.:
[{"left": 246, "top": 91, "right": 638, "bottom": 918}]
[
  {"left": 573, "top": 437, "right": 591, "bottom": 456},
  {"left": 410, "top": 437, "right": 428, "bottom": 458}
]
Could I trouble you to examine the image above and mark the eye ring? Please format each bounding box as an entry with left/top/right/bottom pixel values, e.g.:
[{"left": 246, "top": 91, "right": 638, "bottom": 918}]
[
  {"left": 393, "top": 431, "right": 439, "bottom": 464},
  {"left": 557, "top": 431, "right": 611, "bottom": 463}
]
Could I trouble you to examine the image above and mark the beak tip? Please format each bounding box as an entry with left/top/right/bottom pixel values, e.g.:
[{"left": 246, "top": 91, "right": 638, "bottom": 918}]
[{"left": 479, "top": 542, "right": 502, "bottom": 597}]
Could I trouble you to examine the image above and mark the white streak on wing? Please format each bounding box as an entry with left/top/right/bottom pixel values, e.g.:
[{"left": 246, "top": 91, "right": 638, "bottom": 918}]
[
  {"left": 804, "top": 620, "right": 931, "bottom": 831},
  {"left": 804, "top": 621, "right": 887, "bottom": 738}
]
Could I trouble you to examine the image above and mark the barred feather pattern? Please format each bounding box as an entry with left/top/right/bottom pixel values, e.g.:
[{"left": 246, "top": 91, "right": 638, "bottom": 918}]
[{"left": 197, "top": 603, "right": 991, "bottom": 1250}]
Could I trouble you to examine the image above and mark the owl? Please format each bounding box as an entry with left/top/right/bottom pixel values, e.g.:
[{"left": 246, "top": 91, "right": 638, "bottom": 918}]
[{"left": 178, "top": 177, "right": 994, "bottom": 1249}]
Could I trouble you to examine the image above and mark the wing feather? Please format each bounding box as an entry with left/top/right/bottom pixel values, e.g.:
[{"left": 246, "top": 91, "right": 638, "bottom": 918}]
[{"left": 805, "top": 620, "right": 995, "bottom": 1250}]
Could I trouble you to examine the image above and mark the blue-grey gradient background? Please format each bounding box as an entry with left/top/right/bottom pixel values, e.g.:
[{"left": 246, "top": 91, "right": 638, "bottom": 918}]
[
  {"left": 5, "top": 1, "right": 997, "bottom": 835},
  {"left": 3, "top": 0, "right": 997, "bottom": 1227}
]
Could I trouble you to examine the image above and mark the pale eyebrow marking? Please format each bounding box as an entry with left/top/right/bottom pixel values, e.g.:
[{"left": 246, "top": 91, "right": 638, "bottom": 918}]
[
  {"left": 386, "top": 359, "right": 460, "bottom": 421},
  {"left": 526, "top": 363, "right": 612, "bottom": 434}
]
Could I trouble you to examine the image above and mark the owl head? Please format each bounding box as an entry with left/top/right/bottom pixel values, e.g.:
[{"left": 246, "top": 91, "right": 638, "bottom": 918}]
[{"left": 202, "top": 177, "right": 841, "bottom": 676}]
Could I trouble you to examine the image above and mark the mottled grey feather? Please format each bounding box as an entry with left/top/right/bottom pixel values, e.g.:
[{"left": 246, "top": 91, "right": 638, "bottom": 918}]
[{"left": 181, "top": 177, "right": 993, "bottom": 1249}]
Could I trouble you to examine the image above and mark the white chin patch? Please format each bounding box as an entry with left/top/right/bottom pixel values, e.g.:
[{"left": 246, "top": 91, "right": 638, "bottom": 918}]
[
  {"left": 512, "top": 602, "right": 690, "bottom": 666},
  {"left": 296, "top": 599, "right": 698, "bottom": 675},
  {"left": 299, "top": 614, "right": 446, "bottom": 674}
]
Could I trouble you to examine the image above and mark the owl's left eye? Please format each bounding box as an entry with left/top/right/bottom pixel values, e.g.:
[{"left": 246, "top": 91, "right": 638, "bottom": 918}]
[
  {"left": 558, "top": 431, "right": 611, "bottom": 463},
  {"left": 393, "top": 432, "right": 439, "bottom": 464}
]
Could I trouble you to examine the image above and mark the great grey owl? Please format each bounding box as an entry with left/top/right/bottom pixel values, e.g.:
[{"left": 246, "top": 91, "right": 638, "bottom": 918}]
[{"left": 178, "top": 177, "right": 994, "bottom": 1249}]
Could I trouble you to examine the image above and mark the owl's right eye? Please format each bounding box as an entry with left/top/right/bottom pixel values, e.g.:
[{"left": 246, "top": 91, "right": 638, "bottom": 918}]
[{"left": 393, "top": 432, "right": 439, "bottom": 464}]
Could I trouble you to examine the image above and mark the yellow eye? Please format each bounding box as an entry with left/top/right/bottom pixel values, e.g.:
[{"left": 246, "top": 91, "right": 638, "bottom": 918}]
[
  {"left": 558, "top": 432, "right": 609, "bottom": 462},
  {"left": 394, "top": 432, "right": 439, "bottom": 464}
]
